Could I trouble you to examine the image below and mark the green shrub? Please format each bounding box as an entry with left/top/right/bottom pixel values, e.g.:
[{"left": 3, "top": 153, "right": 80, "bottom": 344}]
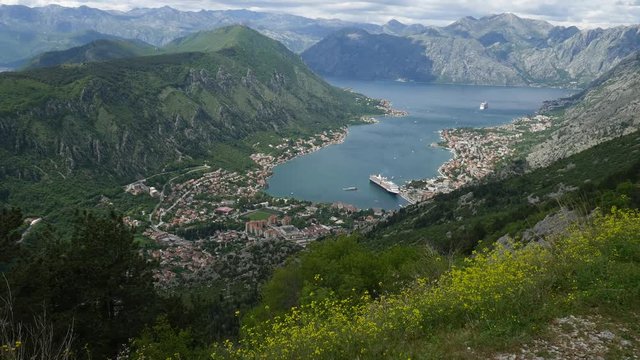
[{"left": 213, "top": 208, "right": 640, "bottom": 359}]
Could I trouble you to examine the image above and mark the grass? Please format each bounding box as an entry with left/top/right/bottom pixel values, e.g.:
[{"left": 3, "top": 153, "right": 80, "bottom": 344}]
[{"left": 243, "top": 208, "right": 282, "bottom": 221}]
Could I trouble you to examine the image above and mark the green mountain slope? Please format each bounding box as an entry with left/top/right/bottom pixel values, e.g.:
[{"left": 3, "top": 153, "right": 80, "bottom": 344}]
[
  {"left": 25, "top": 38, "right": 159, "bottom": 69},
  {"left": 24, "top": 26, "right": 301, "bottom": 71},
  {"left": 216, "top": 208, "right": 640, "bottom": 359},
  {"left": 526, "top": 52, "right": 640, "bottom": 168},
  {"left": 0, "top": 25, "right": 379, "bottom": 215},
  {"left": 165, "top": 26, "right": 289, "bottom": 54}
]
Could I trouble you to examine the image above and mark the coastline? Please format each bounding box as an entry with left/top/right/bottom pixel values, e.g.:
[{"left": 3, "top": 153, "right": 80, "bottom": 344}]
[
  {"left": 146, "top": 97, "right": 408, "bottom": 229},
  {"left": 401, "top": 114, "right": 556, "bottom": 203},
  {"left": 257, "top": 99, "right": 408, "bottom": 176}
]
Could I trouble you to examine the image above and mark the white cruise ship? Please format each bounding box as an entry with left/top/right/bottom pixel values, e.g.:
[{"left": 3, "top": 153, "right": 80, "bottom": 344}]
[{"left": 369, "top": 174, "right": 400, "bottom": 194}]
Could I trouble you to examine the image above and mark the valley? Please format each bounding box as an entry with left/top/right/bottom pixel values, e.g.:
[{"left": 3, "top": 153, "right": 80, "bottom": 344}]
[
  {"left": 1, "top": 5, "right": 640, "bottom": 360},
  {"left": 267, "top": 80, "right": 570, "bottom": 209}
]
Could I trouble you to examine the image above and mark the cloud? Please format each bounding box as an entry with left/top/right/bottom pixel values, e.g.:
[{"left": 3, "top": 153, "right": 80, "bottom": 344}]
[{"left": 2, "top": 0, "right": 639, "bottom": 28}]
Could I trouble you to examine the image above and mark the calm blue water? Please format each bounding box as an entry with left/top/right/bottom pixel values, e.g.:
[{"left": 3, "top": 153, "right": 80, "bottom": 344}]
[{"left": 267, "top": 80, "right": 572, "bottom": 209}]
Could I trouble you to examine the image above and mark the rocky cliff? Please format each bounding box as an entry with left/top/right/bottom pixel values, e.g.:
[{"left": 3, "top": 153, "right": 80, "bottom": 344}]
[
  {"left": 303, "top": 14, "right": 640, "bottom": 87},
  {"left": 527, "top": 52, "right": 640, "bottom": 168}
]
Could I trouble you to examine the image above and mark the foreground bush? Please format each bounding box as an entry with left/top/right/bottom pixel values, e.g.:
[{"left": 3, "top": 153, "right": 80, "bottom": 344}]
[{"left": 212, "top": 208, "right": 640, "bottom": 359}]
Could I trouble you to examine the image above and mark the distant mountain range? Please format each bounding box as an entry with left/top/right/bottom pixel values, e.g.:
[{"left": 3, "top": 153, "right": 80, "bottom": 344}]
[
  {"left": 0, "top": 4, "right": 379, "bottom": 66},
  {"left": 2, "top": 5, "right": 640, "bottom": 87},
  {"left": 303, "top": 14, "right": 640, "bottom": 87}
]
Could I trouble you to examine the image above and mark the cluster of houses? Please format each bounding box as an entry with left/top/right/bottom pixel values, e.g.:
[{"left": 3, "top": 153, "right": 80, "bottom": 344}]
[
  {"left": 404, "top": 115, "right": 557, "bottom": 203},
  {"left": 244, "top": 212, "right": 335, "bottom": 245},
  {"left": 245, "top": 214, "right": 309, "bottom": 243},
  {"left": 125, "top": 182, "right": 160, "bottom": 197}
]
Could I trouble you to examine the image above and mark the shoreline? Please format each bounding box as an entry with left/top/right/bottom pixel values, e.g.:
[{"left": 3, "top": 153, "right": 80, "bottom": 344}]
[
  {"left": 256, "top": 99, "right": 408, "bottom": 204},
  {"left": 146, "top": 98, "right": 408, "bottom": 229},
  {"left": 402, "top": 114, "right": 556, "bottom": 203}
]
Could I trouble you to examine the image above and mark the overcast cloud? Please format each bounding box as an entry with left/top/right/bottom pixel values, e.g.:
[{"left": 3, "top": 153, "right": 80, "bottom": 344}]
[{"left": 2, "top": 0, "right": 639, "bottom": 28}]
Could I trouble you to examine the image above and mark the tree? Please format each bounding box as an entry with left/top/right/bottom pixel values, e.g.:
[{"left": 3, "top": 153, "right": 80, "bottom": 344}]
[
  {"left": 8, "top": 212, "right": 159, "bottom": 359},
  {"left": 129, "top": 316, "right": 210, "bottom": 360},
  {"left": 0, "top": 208, "right": 23, "bottom": 266},
  {"left": 63, "top": 212, "right": 158, "bottom": 357},
  {"left": 247, "top": 236, "right": 439, "bottom": 324}
]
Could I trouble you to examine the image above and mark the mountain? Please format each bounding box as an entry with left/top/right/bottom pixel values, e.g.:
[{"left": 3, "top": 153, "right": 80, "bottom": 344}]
[
  {"left": 0, "top": 26, "right": 379, "bottom": 214},
  {"left": 510, "top": 25, "right": 640, "bottom": 86},
  {"left": 381, "top": 19, "right": 432, "bottom": 36},
  {"left": 301, "top": 28, "right": 435, "bottom": 81},
  {"left": 4, "top": 6, "right": 639, "bottom": 87},
  {"left": 0, "top": 4, "right": 382, "bottom": 66},
  {"left": 25, "top": 39, "right": 159, "bottom": 69},
  {"left": 441, "top": 13, "right": 557, "bottom": 46},
  {"left": 303, "top": 13, "right": 640, "bottom": 87},
  {"left": 0, "top": 25, "right": 123, "bottom": 68},
  {"left": 526, "top": 51, "right": 640, "bottom": 168}
]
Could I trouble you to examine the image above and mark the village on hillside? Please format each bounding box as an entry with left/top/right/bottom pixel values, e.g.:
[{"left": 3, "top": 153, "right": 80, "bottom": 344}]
[
  {"left": 123, "top": 128, "right": 390, "bottom": 288},
  {"left": 401, "top": 114, "right": 555, "bottom": 203}
]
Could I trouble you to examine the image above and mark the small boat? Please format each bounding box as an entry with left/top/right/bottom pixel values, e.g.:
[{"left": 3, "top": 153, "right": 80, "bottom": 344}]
[
  {"left": 480, "top": 101, "right": 489, "bottom": 110},
  {"left": 342, "top": 186, "right": 358, "bottom": 191}
]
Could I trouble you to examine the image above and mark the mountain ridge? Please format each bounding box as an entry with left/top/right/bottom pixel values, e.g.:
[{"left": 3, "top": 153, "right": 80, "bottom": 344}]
[
  {"left": 0, "top": 4, "right": 381, "bottom": 64},
  {"left": 0, "top": 25, "right": 380, "bottom": 214},
  {"left": 303, "top": 15, "right": 640, "bottom": 87},
  {"left": 4, "top": 5, "right": 640, "bottom": 87},
  {"left": 25, "top": 38, "right": 159, "bottom": 69},
  {"left": 301, "top": 28, "right": 435, "bottom": 81}
]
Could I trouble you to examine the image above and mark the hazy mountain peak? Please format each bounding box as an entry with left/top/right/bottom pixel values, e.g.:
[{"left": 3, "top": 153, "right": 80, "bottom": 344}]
[
  {"left": 164, "top": 25, "right": 294, "bottom": 58},
  {"left": 489, "top": 12, "right": 520, "bottom": 20},
  {"left": 25, "top": 37, "right": 157, "bottom": 69}
]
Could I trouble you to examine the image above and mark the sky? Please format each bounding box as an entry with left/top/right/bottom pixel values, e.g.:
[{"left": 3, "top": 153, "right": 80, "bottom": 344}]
[{"left": 2, "top": 0, "right": 639, "bottom": 28}]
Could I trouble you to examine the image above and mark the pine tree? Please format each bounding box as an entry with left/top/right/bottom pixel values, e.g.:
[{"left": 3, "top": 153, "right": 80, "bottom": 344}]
[
  {"left": 8, "top": 211, "right": 159, "bottom": 359},
  {"left": 0, "top": 207, "right": 22, "bottom": 266}
]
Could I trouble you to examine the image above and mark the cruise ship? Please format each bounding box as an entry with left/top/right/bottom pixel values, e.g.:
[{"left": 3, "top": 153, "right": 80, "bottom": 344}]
[{"left": 369, "top": 174, "right": 400, "bottom": 194}]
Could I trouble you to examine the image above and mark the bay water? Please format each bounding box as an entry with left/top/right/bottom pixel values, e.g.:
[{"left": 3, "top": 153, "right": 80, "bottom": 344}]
[{"left": 267, "top": 80, "right": 572, "bottom": 209}]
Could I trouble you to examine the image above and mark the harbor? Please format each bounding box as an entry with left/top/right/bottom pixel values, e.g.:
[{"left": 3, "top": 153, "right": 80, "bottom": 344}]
[{"left": 267, "top": 79, "right": 571, "bottom": 209}]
